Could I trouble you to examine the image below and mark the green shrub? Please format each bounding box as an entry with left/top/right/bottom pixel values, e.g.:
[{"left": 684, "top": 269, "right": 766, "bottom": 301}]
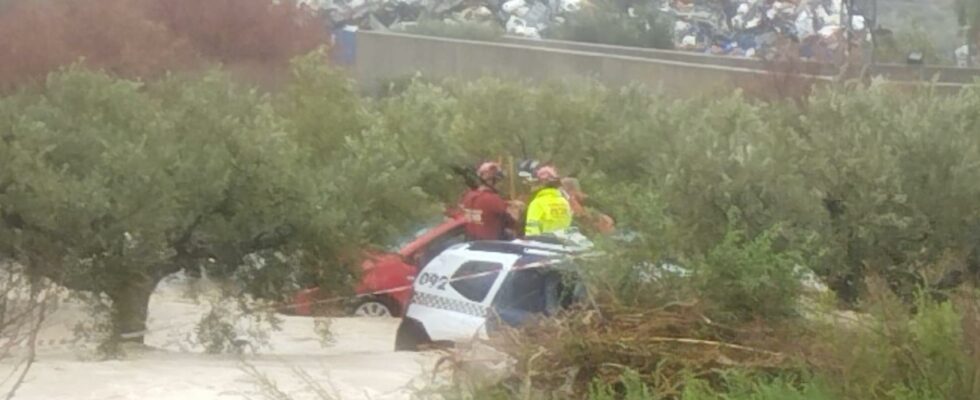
[
  {"left": 373, "top": 78, "right": 980, "bottom": 307},
  {"left": 589, "top": 369, "right": 655, "bottom": 400},
  {"left": 811, "top": 285, "right": 980, "bottom": 400},
  {"left": 577, "top": 180, "right": 683, "bottom": 307},
  {"left": 681, "top": 372, "right": 835, "bottom": 400},
  {"left": 547, "top": 2, "right": 673, "bottom": 49},
  {"left": 369, "top": 79, "right": 468, "bottom": 203},
  {"left": 277, "top": 50, "right": 368, "bottom": 162},
  {"left": 874, "top": 22, "right": 947, "bottom": 65},
  {"left": 693, "top": 220, "right": 804, "bottom": 322},
  {"left": 0, "top": 60, "right": 434, "bottom": 348},
  {"left": 369, "top": 69, "right": 980, "bottom": 400},
  {"left": 792, "top": 83, "right": 980, "bottom": 301},
  {"left": 587, "top": 370, "right": 834, "bottom": 400}
]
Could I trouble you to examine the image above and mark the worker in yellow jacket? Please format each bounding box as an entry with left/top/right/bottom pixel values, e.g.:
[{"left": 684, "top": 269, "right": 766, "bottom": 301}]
[{"left": 523, "top": 165, "right": 572, "bottom": 236}]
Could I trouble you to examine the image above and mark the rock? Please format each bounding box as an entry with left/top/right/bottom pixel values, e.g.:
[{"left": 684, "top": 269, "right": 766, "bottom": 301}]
[
  {"left": 559, "top": 0, "right": 581, "bottom": 13},
  {"left": 501, "top": 0, "right": 526, "bottom": 14}
]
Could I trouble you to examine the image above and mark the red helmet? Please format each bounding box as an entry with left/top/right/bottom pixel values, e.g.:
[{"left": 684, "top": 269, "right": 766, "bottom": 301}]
[
  {"left": 534, "top": 165, "right": 559, "bottom": 182},
  {"left": 477, "top": 161, "right": 504, "bottom": 182}
]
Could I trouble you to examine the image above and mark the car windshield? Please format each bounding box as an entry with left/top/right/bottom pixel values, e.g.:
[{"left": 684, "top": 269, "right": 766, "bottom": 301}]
[{"left": 388, "top": 215, "right": 448, "bottom": 252}]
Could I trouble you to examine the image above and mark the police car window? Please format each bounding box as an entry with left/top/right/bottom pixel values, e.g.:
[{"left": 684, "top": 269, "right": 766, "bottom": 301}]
[{"left": 450, "top": 261, "right": 502, "bottom": 302}]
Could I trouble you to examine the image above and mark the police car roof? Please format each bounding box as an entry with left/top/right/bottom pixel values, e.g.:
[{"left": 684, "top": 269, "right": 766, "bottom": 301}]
[{"left": 464, "top": 239, "right": 584, "bottom": 256}]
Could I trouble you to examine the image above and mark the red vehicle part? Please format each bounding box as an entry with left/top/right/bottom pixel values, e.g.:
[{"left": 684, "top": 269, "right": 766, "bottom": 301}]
[{"left": 290, "top": 215, "right": 466, "bottom": 317}]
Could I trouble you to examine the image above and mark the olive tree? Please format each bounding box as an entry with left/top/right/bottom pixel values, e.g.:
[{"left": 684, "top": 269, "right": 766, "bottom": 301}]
[{"left": 0, "top": 63, "right": 432, "bottom": 345}]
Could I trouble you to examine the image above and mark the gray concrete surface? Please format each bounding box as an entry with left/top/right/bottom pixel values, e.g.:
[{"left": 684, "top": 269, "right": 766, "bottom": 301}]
[
  {"left": 499, "top": 36, "right": 836, "bottom": 76},
  {"left": 355, "top": 31, "right": 832, "bottom": 97},
  {"left": 355, "top": 31, "right": 974, "bottom": 96},
  {"left": 500, "top": 37, "right": 980, "bottom": 84}
]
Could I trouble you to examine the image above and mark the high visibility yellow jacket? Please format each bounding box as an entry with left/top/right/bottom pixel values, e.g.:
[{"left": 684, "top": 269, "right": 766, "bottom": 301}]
[{"left": 524, "top": 188, "right": 572, "bottom": 236}]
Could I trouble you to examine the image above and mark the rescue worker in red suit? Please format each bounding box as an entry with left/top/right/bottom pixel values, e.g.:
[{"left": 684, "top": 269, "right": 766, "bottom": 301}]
[{"left": 460, "top": 162, "right": 519, "bottom": 241}]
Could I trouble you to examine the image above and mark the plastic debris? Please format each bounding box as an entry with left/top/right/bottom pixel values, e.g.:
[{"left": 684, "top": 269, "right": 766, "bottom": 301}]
[
  {"left": 818, "top": 25, "right": 839, "bottom": 38},
  {"left": 850, "top": 15, "right": 865, "bottom": 31},
  {"left": 656, "top": 0, "right": 876, "bottom": 60},
  {"left": 560, "top": 0, "right": 581, "bottom": 13},
  {"left": 501, "top": 0, "right": 526, "bottom": 14},
  {"left": 315, "top": 0, "right": 872, "bottom": 62},
  {"left": 506, "top": 15, "right": 540, "bottom": 38},
  {"left": 795, "top": 10, "right": 815, "bottom": 38},
  {"left": 523, "top": 3, "right": 550, "bottom": 28},
  {"left": 956, "top": 45, "right": 971, "bottom": 67},
  {"left": 907, "top": 51, "right": 924, "bottom": 65},
  {"left": 681, "top": 35, "right": 697, "bottom": 48}
]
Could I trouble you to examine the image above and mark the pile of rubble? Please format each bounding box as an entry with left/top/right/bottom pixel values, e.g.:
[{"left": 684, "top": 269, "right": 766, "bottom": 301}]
[
  {"left": 303, "top": 0, "right": 583, "bottom": 39},
  {"left": 306, "top": 0, "right": 871, "bottom": 60},
  {"left": 663, "top": 0, "right": 870, "bottom": 60}
]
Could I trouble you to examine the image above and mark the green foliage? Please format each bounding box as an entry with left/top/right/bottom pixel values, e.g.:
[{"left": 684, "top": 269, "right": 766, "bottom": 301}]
[
  {"left": 0, "top": 66, "right": 317, "bottom": 341},
  {"left": 369, "top": 79, "right": 468, "bottom": 203},
  {"left": 256, "top": 59, "right": 442, "bottom": 249},
  {"left": 376, "top": 78, "right": 980, "bottom": 400},
  {"left": 957, "top": 0, "right": 980, "bottom": 46},
  {"left": 794, "top": 83, "right": 980, "bottom": 300},
  {"left": 905, "top": 297, "right": 970, "bottom": 395},
  {"left": 589, "top": 369, "right": 655, "bottom": 400},
  {"left": 680, "top": 372, "right": 835, "bottom": 400},
  {"left": 321, "top": 126, "right": 441, "bottom": 250},
  {"left": 372, "top": 77, "right": 980, "bottom": 306},
  {"left": 0, "top": 61, "right": 434, "bottom": 346},
  {"left": 587, "top": 370, "right": 834, "bottom": 400},
  {"left": 694, "top": 221, "right": 804, "bottom": 322},
  {"left": 370, "top": 77, "right": 618, "bottom": 202},
  {"left": 812, "top": 286, "right": 980, "bottom": 400},
  {"left": 645, "top": 94, "right": 823, "bottom": 259},
  {"left": 398, "top": 20, "right": 504, "bottom": 42},
  {"left": 193, "top": 294, "right": 280, "bottom": 355},
  {"left": 547, "top": 2, "right": 674, "bottom": 50},
  {"left": 6, "top": 49, "right": 980, "bottom": 398},
  {"left": 195, "top": 307, "right": 242, "bottom": 354},
  {"left": 875, "top": 24, "right": 945, "bottom": 65},
  {"left": 578, "top": 181, "right": 680, "bottom": 307},
  {"left": 277, "top": 50, "right": 368, "bottom": 162}
]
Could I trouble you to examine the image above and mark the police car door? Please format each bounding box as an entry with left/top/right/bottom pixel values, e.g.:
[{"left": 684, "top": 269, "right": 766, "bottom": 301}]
[{"left": 410, "top": 248, "right": 518, "bottom": 342}]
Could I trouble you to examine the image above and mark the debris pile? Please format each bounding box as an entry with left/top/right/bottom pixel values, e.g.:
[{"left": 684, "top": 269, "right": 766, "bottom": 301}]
[
  {"left": 661, "top": 0, "right": 870, "bottom": 60},
  {"left": 307, "top": 0, "right": 872, "bottom": 59},
  {"left": 479, "top": 302, "right": 804, "bottom": 395},
  {"left": 304, "top": 0, "right": 584, "bottom": 39}
]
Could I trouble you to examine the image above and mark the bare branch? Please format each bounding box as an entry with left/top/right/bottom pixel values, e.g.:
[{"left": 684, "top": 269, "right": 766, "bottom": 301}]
[
  {"left": 3, "top": 296, "right": 48, "bottom": 400},
  {"left": 641, "top": 336, "right": 784, "bottom": 358},
  {"left": 238, "top": 360, "right": 293, "bottom": 400}
]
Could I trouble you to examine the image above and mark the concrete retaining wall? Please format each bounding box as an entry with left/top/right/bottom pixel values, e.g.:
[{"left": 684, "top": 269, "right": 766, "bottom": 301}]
[
  {"left": 498, "top": 36, "right": 837, "bottom": 76},
  {"left": 871, "top": 64, "right": 980, "bottom": 84},
  {"left": 354, "top": 31, "right": 973, "bottom": 96},
  {"left": 499, "top": 37, "right": 980, "bottom": 84},
  {"left": 355, "top": 31, "right": 832, "bottom": 97}
]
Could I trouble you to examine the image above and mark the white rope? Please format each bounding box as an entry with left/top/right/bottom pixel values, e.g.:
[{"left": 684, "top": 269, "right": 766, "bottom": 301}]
[
  {"left": 1, "top": 251, "right": 601, "bottom": 344},
  {"left": 119, "top": 251, "right": 600, "bottom": 339}
]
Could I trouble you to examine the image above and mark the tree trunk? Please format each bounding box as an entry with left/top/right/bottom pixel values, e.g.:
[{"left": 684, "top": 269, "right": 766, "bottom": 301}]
[{"left": 108, "top": 274, "right": 159, "bottom": 344}]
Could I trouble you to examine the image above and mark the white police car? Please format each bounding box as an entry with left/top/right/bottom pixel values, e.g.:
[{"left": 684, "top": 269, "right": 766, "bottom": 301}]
[{"left": 394, "top": 234, "right": 594, "bottom": 351}]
